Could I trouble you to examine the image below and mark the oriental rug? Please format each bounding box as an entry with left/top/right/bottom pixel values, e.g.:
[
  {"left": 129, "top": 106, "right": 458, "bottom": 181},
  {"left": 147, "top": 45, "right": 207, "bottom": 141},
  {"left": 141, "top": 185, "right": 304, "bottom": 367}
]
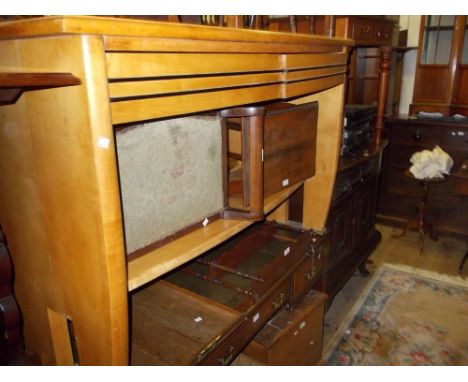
[{"left": 324, "top": 263, "right": 468, "bottom": 365}]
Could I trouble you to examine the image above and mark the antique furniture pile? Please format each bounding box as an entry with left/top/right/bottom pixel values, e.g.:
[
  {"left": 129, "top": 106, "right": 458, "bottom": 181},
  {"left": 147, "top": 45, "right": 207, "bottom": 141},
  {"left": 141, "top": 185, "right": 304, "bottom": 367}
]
[{"left": 0, "top": 16, "right": 354, "bottom": 365}]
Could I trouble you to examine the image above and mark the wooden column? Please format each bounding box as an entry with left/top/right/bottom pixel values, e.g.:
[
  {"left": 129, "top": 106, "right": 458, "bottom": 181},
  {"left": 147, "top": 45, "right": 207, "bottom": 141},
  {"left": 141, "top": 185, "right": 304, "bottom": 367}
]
[
  {"left": 323, "top": 16, "right": 336, "bottom": 38},
  {"left": 375, "top": 46, "right": 392, "bottom": 145}
]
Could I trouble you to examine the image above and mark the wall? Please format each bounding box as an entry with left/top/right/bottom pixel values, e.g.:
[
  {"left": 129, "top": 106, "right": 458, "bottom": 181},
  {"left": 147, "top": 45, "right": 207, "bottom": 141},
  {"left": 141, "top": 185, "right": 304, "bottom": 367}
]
[{"left": 398, "top": 15, "right": 421, "bottom": 116}]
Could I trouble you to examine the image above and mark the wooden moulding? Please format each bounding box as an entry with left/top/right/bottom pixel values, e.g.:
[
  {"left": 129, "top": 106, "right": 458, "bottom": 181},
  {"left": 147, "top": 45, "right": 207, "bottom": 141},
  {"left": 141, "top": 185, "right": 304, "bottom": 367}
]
[
  {"left": 0, "top": 16, "right": 354, "bottom": 47},
  {"left": 107, "top": 51, "right": 347, "bottom": 124},
  {"left": 0, "top": 72, "right": 80, "bottom": 105}
]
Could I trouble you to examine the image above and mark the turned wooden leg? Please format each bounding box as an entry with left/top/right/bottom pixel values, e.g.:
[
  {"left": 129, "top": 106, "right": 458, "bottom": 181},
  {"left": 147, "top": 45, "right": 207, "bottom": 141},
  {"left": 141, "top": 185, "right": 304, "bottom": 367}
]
[{"left": 359, "top": 262, "right": 370, "bottom": 277}]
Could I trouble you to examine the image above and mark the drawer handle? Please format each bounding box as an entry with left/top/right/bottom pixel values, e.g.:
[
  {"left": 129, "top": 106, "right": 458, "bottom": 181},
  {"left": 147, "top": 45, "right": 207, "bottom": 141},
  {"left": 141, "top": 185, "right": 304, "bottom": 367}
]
[
  {"left": 413, "top": 130, "right": 421, "bottom": 142},
  {"left": 217, "top": 345, "right": 235, "bottom": 366},
  {"left": 305, "top": 270, "right": 316, "bottom": 280},
  {"left": 272, "top": 293, "right": 285, "bottom": 309}
]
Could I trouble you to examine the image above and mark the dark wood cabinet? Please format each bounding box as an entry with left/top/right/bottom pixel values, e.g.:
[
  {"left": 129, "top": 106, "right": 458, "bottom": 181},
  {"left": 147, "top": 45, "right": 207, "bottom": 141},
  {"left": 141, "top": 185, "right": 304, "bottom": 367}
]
[
  {"left": 378, "top": 117, "right": 468, "bottom": 237},
  {"left": 324, "top": 145, "right": 383, "bottom": 302},
  {"left": 335, "top": 16, "right": 395, "bottom": 106}
]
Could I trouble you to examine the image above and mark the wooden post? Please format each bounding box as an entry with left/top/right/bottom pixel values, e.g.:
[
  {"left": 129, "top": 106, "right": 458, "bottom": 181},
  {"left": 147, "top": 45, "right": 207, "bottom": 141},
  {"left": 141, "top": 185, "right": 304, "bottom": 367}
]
[
  {"left": 375, "top": 46, "right": 392, "bottom": 145},
  {"left": 226, "top": 16, "right": 243, "bottom": 28},
  {"left": 323, "top": 16, "right": 335, "bottom": 37}
]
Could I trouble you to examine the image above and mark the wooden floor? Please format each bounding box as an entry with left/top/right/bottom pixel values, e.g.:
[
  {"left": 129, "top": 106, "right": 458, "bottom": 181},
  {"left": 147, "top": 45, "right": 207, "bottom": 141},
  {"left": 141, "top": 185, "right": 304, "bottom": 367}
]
[{"left": 234, "top": 223, "right": 467, "bottom": 365}]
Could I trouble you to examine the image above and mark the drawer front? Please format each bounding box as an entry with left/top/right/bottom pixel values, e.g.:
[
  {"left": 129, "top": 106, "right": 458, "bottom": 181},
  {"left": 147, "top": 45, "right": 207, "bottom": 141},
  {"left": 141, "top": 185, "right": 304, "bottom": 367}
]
[
  {"left": 352, "top": 20, "right": 375, "bottom": 42},
  {"left": 383, "top": 165, "right": 461, "bottom": 203},
  {"left": 292, "top": 255, "right": 320, "bottom": 306},
  {"left": 333, "top": 167, "right": 358, "bottom": 201},
  {"left": 291, "top": 236, "right": 329, "bottom": 306},
  {"left": 333, "top": 156, "right": 380, "bottom": 201},
  {"left": 198, "top": 278, "right": 291, "bottom": 365},
  {"left": 386, "top": 142, "right": 468, "bottom": 169},
  {"left": 379, "top": 190, "right": 468, "bottom": 236},
  {"left": 375, "top": 24, "right": 393, "bottom": 44},
  {"left": 389, "top": 123, "right": 468, "bottom": 148},
  {"left": 268, "top": 302, "right": 324, "bottom": 365}
]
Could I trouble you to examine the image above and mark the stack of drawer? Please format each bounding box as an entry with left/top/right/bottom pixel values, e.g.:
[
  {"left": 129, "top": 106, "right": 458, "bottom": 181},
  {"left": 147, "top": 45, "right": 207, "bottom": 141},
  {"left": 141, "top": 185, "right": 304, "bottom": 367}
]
[{"left": 130, "top": 222, "right": 329, "bottom": 365}]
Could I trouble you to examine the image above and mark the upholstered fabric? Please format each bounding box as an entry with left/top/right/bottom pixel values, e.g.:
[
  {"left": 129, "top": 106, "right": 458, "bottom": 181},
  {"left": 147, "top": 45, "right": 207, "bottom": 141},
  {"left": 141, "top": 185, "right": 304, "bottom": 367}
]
[{"left": 116, "top": 116, "right": 224, "bottom": 254}]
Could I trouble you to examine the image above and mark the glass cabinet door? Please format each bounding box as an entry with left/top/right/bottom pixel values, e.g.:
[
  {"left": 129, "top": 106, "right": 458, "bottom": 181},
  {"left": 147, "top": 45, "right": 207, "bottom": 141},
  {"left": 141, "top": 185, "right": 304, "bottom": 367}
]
[
  {"left": 461, "top": 16, "right": 468, "bottom": 64},
  {"left": 421, "top": 15, "right": 455, "bottom": 65}
]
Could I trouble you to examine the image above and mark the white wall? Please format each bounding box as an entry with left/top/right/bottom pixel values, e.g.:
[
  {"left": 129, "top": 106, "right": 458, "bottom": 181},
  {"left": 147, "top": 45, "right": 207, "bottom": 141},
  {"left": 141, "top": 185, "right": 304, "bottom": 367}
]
[{"left": 398, "top": 15, "right": 422, "bottom": 116}]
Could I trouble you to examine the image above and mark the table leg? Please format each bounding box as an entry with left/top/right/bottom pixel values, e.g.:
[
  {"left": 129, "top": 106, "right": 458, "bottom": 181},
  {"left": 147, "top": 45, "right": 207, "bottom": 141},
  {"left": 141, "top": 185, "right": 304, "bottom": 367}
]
[{"left": 460, "top": 250, "right": 468, "bottom": 272}]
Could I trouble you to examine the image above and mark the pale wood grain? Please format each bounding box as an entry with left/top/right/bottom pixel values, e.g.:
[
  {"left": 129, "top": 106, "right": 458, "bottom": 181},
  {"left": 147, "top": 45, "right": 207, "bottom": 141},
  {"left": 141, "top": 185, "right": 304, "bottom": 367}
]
[
  {"left": 104, "top": 36, "right": 344, "bottom": 54},
  {"left": 110, "top": 83, "right": 282, "bottom": 124},
  {"left": 0, "top": 35, "right": 128, "bottom": 365},
  {"left": 0, "top": 16, "right": 353, "bottom": 47},
  {"left": 108, "top": 72, "right": 280, "bottom": 99},
  {"left": 294, "top": 84, "right": 346, "bottom": 231},
  {"left": 0, "top": 16, "right": 349, "bottom": 365},
  {"left": 106, "top": 52, "right": 282, "bottom": 79}
]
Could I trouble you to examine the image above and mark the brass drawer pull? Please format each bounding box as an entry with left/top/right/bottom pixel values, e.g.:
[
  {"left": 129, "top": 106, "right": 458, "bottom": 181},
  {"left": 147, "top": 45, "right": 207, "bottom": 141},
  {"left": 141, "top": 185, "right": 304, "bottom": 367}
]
[
  {"left": 271, "top": 293, "right": 285, "bottom": 309},
  {"left": 217, "top": 345, "right": 235, "bottom": 366}
]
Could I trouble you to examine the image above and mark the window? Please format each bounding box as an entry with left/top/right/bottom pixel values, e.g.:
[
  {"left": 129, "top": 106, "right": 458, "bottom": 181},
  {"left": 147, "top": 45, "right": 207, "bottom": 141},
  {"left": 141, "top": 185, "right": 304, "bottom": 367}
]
[{"left": 421, "top": 15, "right": 455, "bottom": 65}]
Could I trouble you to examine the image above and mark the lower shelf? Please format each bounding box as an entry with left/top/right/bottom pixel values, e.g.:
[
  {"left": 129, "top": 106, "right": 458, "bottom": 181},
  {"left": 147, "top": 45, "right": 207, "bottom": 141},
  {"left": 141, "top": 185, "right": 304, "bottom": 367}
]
[{"left": 127, "top": 182, "right": 303, "bottom": 291}]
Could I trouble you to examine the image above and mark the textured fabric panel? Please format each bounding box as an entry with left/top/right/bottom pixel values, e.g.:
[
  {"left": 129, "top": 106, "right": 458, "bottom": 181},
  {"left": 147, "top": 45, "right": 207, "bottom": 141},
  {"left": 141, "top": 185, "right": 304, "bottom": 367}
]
[{"left": 116, "top": 116, "right": 224, "bottom": 254}]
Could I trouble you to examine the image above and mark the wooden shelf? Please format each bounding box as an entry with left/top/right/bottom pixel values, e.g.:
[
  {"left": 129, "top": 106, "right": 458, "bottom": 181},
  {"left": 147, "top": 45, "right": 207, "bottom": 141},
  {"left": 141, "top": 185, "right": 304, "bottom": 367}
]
[
  {"left": 0, "top": 72, "right": 80, "bottom": 105},
  {"left": 127, "top": 181, "right": 303, "bottom": 291}
]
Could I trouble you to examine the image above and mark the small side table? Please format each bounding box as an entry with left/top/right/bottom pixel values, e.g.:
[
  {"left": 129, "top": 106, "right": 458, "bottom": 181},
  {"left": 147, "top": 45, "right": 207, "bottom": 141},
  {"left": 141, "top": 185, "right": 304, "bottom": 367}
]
[{"left": 392, "top": 170, "right": 449, "bottom": 256}]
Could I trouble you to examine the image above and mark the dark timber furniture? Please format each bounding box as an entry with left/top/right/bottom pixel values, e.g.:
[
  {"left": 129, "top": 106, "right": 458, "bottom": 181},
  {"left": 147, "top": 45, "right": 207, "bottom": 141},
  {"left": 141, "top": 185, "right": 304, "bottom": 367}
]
[
  {"left": 453, "top": 160, "right": 468, "bottom": 271},
  {"left": 379, "top": 117, "right": 468, "bottom": 239},
  {"left": 392, "top": 171, "right": 449, "bottom": 256},
  {"left": 324, "top": 141, "right": 384, "bottom": 302}
]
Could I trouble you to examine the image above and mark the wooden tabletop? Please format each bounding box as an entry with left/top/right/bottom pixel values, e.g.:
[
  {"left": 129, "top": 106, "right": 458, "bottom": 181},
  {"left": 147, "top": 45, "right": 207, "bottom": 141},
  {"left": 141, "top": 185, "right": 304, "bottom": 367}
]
[{"left": 0, "top": 16, "right": 354, "bottom": 47}]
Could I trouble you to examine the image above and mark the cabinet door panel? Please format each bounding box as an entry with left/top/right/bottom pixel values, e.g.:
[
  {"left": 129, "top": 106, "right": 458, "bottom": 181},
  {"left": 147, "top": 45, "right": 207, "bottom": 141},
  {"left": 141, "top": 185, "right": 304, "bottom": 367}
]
[
  {"left": 354, "top": 175, "right": 377, "bottom": 238},
  {"left": 327, "top": 194, "right": 354, "bottom": 264}
]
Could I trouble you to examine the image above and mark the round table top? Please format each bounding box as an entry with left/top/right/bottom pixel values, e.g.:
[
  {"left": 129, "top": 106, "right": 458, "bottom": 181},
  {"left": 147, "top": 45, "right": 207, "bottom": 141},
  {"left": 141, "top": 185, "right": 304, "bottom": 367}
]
[{"left": 404, "top": 170, "right": 450, "bottom": 183}]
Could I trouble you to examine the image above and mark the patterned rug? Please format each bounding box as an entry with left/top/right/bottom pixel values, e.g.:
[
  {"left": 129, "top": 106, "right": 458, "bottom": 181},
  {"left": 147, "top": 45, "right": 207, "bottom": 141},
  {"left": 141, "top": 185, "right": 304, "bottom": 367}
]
[{"left": 324, "top": 263, "right": 468, "bottom": 365}]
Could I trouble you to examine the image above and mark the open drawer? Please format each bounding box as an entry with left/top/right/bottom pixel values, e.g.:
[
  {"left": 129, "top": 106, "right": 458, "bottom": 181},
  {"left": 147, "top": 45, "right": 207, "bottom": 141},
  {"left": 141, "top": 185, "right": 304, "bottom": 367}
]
[{"left": 130, "top": 221, "right": 318, "bottom": 365}]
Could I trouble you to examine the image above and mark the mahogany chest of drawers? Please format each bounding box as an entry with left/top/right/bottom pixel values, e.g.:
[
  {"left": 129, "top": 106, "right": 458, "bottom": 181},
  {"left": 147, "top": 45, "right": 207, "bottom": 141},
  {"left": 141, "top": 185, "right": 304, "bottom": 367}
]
[{"left": 378, "top": 118, "right": 468, "bottom": 237}]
